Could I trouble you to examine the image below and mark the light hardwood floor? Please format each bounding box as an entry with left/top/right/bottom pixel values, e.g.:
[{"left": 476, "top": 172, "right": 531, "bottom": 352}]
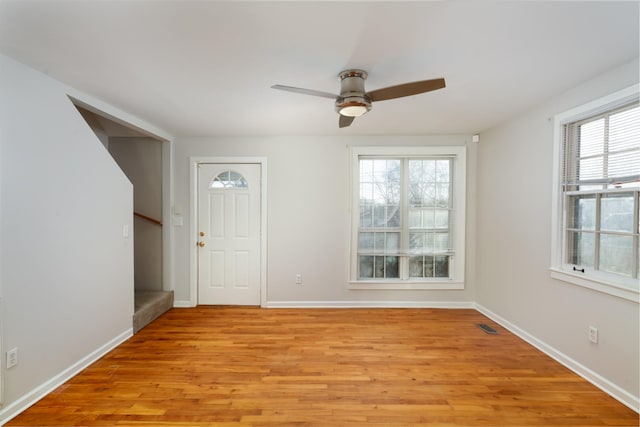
[{"left": 7, "top": 307, "right": 639, "bottom": 426}]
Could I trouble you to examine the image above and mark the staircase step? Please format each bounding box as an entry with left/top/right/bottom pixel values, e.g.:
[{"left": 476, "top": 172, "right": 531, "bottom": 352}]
[{"left": 133, "top": 290, "right": 174, "bottom": 333}]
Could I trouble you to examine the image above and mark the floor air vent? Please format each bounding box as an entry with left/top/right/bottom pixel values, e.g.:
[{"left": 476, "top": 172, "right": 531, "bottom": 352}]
[{"left": 477, "top": 323, "right": 498, "bottom": 334}]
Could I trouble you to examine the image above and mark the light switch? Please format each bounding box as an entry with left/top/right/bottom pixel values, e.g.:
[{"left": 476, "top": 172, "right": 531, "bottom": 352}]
[{"left": 123, "top": 224, "right": 130, "bottom": 238}]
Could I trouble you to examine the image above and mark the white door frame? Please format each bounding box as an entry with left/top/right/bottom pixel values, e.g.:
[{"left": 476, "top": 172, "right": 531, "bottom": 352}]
[{"left": 189, "top": 157, "right": 267, "bottom": 307}]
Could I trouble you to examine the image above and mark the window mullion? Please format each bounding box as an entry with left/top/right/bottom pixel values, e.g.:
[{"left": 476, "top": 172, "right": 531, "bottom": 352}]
[
  {"left": 634, "top": 192, "right": 639, "bottom": 279},
  {"left": 400, "top": 158, "right": 409, "bottom": 280},
  {"left": 603, "top": 115, "right": 610, "bottom": 190},
  {"left": 594, "top": 193, "right": 601, "bottom": 271},
  {"left": 448, "top": 158, "right": 455, "bottom": 263},
  {"left": 553, "top": 85, "right": 639, "bottom": 299}
]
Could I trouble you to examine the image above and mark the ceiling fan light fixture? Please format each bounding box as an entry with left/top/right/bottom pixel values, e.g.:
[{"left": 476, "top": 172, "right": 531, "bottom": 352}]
[
  {"left": 272, "top": 68, "right": 446, "bottom": 128},
  {"left": 339, "top": 104, "right": 368, "bottom": 117},
  {"left": 335, "top": 97, "right": 371, "bottom": 117}
]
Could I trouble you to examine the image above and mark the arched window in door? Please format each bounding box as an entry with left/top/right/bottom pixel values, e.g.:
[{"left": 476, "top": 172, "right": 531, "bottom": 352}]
[{"left": 210, "top": 170, "right": 248, "bottom": 189}]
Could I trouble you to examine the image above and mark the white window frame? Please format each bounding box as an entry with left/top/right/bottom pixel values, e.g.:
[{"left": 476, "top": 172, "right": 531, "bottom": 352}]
[
  {"left": 349, "top": 146, "right": 466, "bottom": 290},
  {"left": 550, "top": 84, "right": 639, "bottom": 303}
]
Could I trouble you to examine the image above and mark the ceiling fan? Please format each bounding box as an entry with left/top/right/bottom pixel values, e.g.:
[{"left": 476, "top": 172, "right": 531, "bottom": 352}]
[{"left": 271, "top": 69, "right": 445, "bottom": 128}]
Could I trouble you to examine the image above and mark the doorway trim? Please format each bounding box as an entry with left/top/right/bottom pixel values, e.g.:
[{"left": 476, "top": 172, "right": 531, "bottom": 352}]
[
  {"left": 189, "top": 157, "right": 268, "bottom": 307},
  {"left": 69, "top": 95, "right": 175, "bottom": 297}
]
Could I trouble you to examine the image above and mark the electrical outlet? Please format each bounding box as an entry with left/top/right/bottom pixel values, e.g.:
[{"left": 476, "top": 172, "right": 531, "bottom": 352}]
[
  {"left": 6, "top": 347, "right": 18, "bottom": 369},
  {"left": 588, "top": 326, "right": 598, "bottom": 344},
  {"left": 295, "top": 274, "right": 302, "bottom": 285}
]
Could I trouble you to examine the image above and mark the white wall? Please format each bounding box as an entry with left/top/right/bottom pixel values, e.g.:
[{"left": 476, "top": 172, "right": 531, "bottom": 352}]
[
  {"left": 1, "top": 47, "right": 635, "bottom": 420},
  {"left": 476, "top": 58, "right": 639, "bottom": 409},
  {"left": 172, "top": 135, "right": 477, "bottom": 307},
  {"left": 0, "top": 54, "right": 134, "bottom": 420},
  {"left": 109, "top": 137, "right": 163, "bottom": 291}
]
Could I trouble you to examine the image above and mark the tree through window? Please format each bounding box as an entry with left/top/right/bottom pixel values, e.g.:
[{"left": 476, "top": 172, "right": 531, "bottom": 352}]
[
  {"left": 210, "top": 170, "right": 248, "bottom": 189},
  {"left": 551, "top": 85, "right": 640, "bottom": 301},
  {"left": 563, "top": 102, "right": 639, "bottom": 280},
  {"left": 350, "top": 146, "right": 466, "bottom": 288}
]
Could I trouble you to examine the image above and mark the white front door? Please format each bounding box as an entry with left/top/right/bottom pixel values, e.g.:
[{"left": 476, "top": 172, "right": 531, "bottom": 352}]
[{"left": 197, "top": 163, "right": 261, "bottom": 305}]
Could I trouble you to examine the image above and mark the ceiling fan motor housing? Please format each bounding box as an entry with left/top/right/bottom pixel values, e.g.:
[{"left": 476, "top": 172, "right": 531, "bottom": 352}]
[{"left": 335, "top": 69, "right": 372, "bottom": 117}]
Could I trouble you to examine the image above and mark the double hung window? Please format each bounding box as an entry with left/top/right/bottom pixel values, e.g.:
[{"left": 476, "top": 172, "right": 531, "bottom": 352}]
[
  {"left": 552, "top": 85, "right": 639, "bottom": 301},
  {"left": 350, "top": 146, "right": 466, "bottom": 289}
]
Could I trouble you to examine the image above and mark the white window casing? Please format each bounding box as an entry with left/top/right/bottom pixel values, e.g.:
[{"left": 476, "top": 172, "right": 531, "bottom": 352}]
[
  {"left": 349, "top": 145, "right": 466, "bottom": 290},
  {"left": 551, "top": 84, "right": 640, "bottom": 303}
]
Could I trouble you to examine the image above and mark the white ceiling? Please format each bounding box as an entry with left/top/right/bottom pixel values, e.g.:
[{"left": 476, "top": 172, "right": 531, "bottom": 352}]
[{"left": 0, "top": 1, "right": 638, "bottom": 137}]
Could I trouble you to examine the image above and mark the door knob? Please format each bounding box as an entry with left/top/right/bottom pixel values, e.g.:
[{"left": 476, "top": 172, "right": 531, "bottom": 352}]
[{"left": 198, "top": 241, "right": 205, "bottom": 247}]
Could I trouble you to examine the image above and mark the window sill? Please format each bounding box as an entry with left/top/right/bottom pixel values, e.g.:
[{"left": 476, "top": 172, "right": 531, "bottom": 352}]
[
  {"left": 348, "top": 280, "right": 464, "bottom": 290},
  {"left": 549, "top": 268, "right": 639, "bottom": 303}
]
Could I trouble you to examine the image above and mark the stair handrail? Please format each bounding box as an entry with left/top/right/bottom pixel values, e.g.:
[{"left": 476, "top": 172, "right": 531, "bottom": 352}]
[{"left": 134, "top": 211, "right": 163, "bottom": 226}]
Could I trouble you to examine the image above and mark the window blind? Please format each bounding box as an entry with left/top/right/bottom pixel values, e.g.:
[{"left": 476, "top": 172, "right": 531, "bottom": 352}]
[{"left": 563, "top": 102, "right": 640, "bottom": 190}]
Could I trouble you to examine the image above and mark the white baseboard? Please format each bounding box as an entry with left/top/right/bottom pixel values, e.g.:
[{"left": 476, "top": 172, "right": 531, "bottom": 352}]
[
  {"left": 0, "top": 328, "right": 133, "bottom": 426},
  {"left": 264, "top": 300, "right": 475, "bottom": 309},
  {"left": 2, "top": 304, "right": 637, "bottom": 423},
  {"left": 475, "top": 303, "right": 640, "bottom": 413},
  {"left": 173, "top": 300, "right": 195, "bottom": 308}
]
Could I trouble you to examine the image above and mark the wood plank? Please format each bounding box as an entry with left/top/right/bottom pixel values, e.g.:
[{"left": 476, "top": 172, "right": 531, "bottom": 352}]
[{"left": 6, "top": 307, "right": 638, "bottom": 426}]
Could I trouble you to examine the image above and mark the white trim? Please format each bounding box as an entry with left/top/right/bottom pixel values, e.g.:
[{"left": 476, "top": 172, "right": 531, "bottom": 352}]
[
  {"left": 162, "top": 139, "right": 173, "bottom": 293},
  {"left": 264, "top": 300, "right": 475, "bottom": 309},
  {"left": 554, "top": 84, "right": 640, "bottom": 126},
  {"left": 475, "top": 304, "right": 640, "bottom": 413},
  {"left": 173, "top": 300, "right": 194, "bottom": 308},
  {"left": 1, "top": 305, "right": 637, "bottom": 420},
  {"left": 189, "top": 159, "right": 199, "bottom": 307},
  {"left": 66, "top": 89, "right": 176, "bottom": 298},
  {"left": 348, "top": 145, "right": 467, "bottom": 289},
  {"left": 550, "top": 268, "right": 639, "bottom": 303},
  {"left": 348, "top": 281, "right": 464, "bottom": 290},
  {"left": 0, "top": 328, "right": 133, "bottom": 426},
  {"left": 189, "top": 157, "right": 268, "bottom": 308},
  {"left": 66, "top": 93, "right": 173, "bottom": 143},
  {"left": 550, "top": 84, "right": 640, "bottom": 301},
  {"left": 0, "top": 298, "right": 4, "bottom": 404}
]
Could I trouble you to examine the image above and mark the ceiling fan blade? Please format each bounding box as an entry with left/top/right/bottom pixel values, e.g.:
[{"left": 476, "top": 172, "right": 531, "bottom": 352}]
[
  {"left": 367, "top": 78, "right": 446, "bottom": 102},
  {"left": 339, "top": 115, "right": 355, "bottom": 128},
  {"left": 271, "top": 85, "right": 337, "bottom": 100}
]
